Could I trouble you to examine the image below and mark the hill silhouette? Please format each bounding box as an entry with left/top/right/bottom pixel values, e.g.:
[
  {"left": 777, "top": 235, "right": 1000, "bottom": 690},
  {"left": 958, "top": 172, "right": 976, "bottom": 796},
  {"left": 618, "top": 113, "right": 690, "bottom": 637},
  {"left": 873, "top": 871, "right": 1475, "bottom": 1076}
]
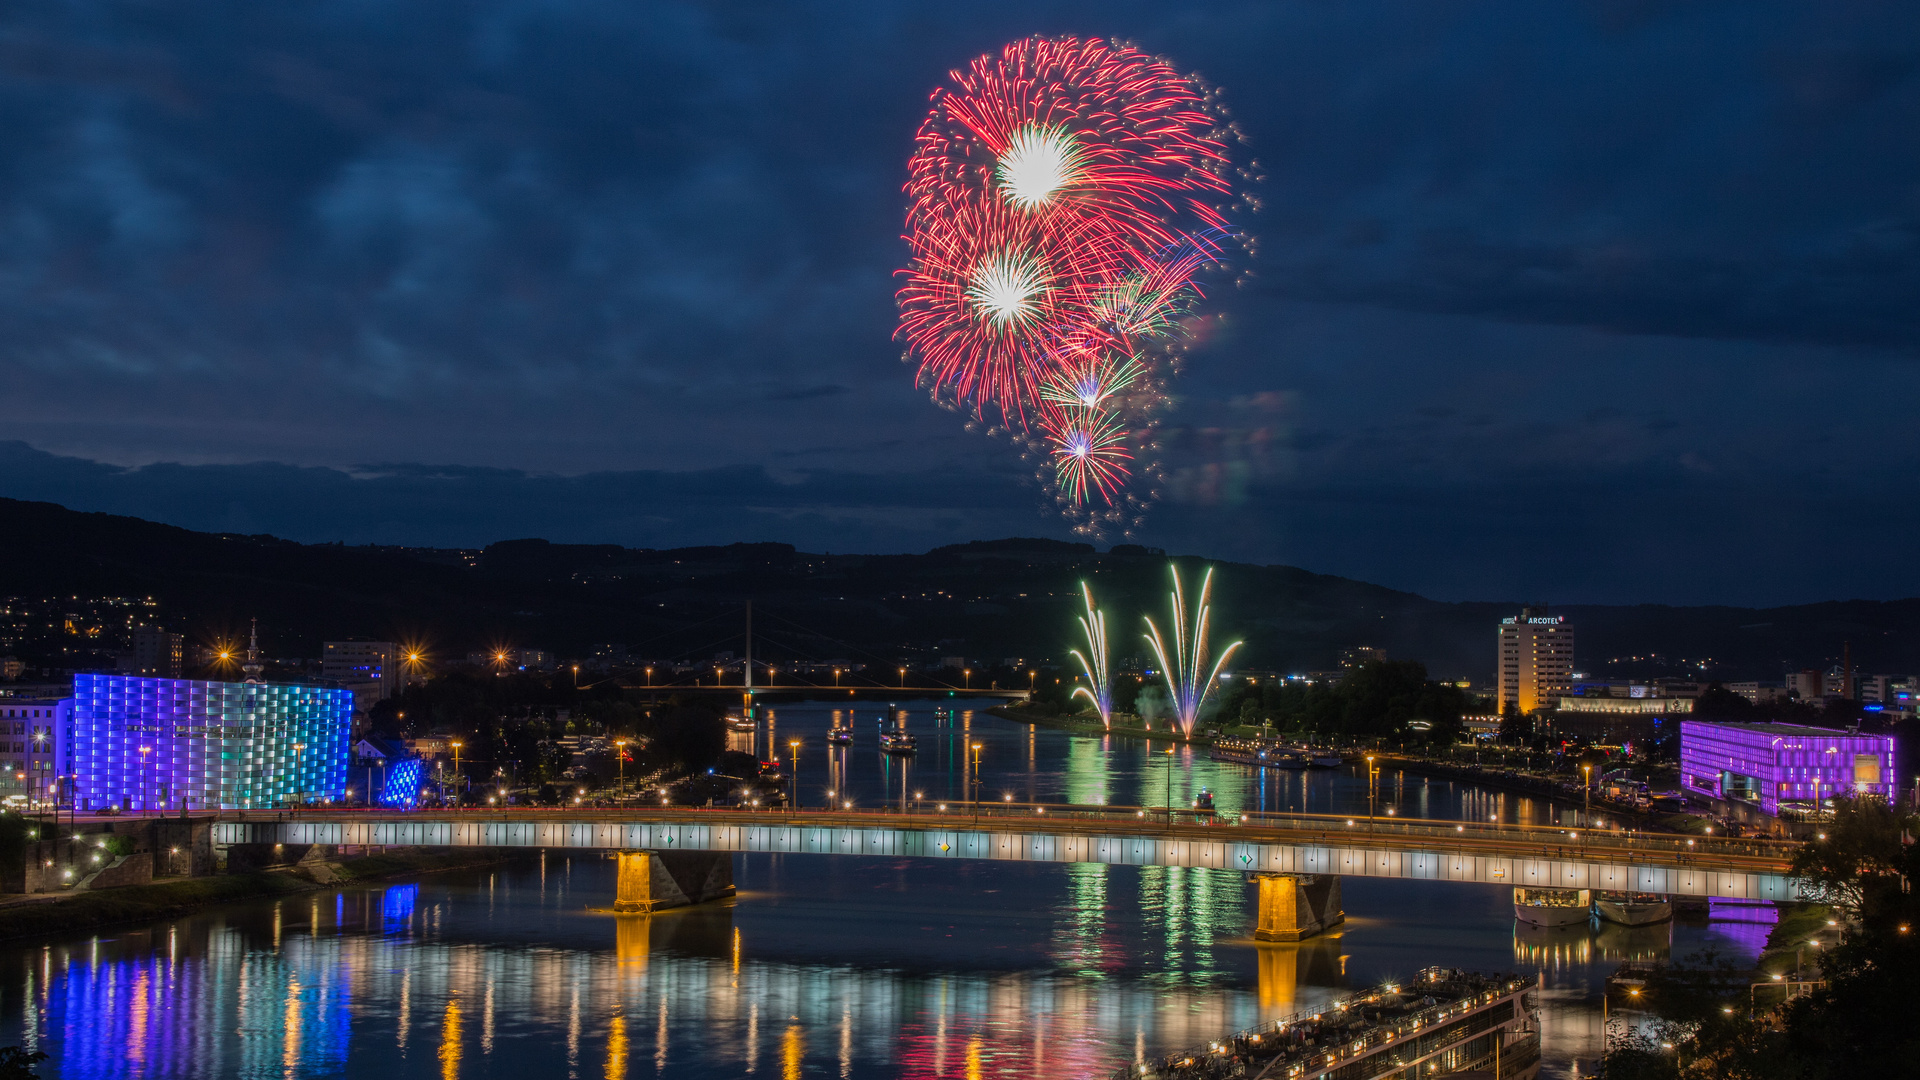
[{"left": 1, "top": 497, "right": 1914, "bottom": 682}]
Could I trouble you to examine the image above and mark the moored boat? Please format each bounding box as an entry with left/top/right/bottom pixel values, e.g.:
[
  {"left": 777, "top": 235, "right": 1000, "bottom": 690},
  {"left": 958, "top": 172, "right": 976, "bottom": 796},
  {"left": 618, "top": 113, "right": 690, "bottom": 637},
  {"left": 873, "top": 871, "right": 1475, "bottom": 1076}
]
[
  {"left": 1514, "top": 887, "right": 1592, "bottom": 927},
  {"left": 880, "top": 729, "right": 917, "bottom": 755},
  {"left": 1209, "top": 741, "right": 1309, "bottom": 769},
  {"left": 826, "top": 724, "right": 852, "bottom": 745},
  {"left": 1595, "top": 892, "right": 1674, "bottom": 926}
]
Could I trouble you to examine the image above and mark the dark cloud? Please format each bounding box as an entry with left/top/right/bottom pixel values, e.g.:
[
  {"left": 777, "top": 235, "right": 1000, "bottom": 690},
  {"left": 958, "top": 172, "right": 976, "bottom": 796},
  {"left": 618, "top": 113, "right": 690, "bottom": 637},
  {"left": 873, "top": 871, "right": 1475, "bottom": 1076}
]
[{"left": 0, "top": 2, "right": 1914, "bottom": 604}]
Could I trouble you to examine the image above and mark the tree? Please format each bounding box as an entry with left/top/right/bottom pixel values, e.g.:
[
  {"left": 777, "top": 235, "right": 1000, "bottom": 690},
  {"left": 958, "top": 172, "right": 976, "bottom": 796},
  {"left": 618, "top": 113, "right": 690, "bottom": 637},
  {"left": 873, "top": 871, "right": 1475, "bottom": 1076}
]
[
  {"left": 1692, "top": 682, "right": 1755, "bottom": 720},
  {"left": 0, "top": 1047, "right": 47, "bottom": 1080},
  {"left": 1788, "top": 795, "right": 1913, "bottom": 916},
  {"left": 1498, "top": 701, "right": 1532, "bottom": 745}
]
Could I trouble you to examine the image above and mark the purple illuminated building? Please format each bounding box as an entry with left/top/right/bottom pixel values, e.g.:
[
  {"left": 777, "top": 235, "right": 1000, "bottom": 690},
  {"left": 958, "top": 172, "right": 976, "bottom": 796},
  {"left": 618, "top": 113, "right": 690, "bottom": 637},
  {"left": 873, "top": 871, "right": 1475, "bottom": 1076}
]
[
  {"left": 68, "top": 674, "right": 351, "bottom": 812},
  {"left": 1679, "top": 720, "right": 1896, "bottom": 816}
]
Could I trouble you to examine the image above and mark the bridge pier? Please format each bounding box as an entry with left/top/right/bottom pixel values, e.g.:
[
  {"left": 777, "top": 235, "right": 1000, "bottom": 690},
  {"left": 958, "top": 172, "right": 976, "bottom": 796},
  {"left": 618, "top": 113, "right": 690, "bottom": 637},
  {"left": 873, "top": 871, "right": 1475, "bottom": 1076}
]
[
  {"left": 612, "top": 850, "right": 736, "bottom": 913},
  {"left": 1252, "top": 873, "right": 1344, "bottom": 942}
]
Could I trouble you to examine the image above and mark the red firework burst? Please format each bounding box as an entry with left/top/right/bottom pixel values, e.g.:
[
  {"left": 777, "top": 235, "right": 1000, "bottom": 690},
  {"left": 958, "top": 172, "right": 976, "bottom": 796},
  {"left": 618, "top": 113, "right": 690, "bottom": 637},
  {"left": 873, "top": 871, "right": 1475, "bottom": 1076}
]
[
  {"left": 897, "top": 196, "right": 1135, "bottom": 425},
  {"left": 907, "top": 37, "right": 1230, "bottom": 255},
  {"left": 897, "top": 36, "right": 1235, "bottom": 517}
]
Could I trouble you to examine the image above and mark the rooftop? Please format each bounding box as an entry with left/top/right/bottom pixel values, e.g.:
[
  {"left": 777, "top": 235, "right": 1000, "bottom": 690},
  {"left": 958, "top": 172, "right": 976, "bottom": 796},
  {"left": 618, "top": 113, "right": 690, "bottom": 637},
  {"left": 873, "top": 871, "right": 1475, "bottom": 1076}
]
[{"left": 1683, "top": 719, "right": 1886, "bottom": 740}]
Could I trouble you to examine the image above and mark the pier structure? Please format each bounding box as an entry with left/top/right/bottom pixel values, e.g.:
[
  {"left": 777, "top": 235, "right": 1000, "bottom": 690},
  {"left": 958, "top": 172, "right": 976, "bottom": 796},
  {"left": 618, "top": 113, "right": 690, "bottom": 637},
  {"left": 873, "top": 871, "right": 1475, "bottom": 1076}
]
[
  {"left": 611, "top": 850, "right": 735, "bottom": 912},
  {"left": 1252, "top": 874, "right": 1344, "bottom": 942}
]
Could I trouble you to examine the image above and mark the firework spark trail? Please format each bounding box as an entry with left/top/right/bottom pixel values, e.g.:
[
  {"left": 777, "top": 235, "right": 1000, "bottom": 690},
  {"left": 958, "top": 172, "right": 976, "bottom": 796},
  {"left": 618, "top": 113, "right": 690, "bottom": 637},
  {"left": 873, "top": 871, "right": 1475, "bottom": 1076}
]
[
  {"left": 1142, "top": 564, "right": 1242, "bottom": 737},
  {"left": 1044, "top": 405, "right": 1133, "bottom": 505},
  {"left": 1069, "top": 581, "right": 1114, "bottom": 730},
  {"left": 897, "top": 36, "right": 1240, "bottom": 526}
]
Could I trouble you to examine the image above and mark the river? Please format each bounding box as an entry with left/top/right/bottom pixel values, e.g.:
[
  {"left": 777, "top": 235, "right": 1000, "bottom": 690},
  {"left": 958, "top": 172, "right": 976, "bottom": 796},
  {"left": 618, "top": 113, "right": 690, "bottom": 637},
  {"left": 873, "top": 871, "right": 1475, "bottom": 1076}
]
[{"left": 0, "top": 699, "right": 1776, "bottom": 1078}]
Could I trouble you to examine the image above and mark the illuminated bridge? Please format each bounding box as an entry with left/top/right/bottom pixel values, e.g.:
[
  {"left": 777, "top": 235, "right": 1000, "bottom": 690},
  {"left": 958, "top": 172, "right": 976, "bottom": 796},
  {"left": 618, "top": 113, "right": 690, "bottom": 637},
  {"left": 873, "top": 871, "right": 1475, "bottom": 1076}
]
[{"left": 214, "top": 805, "right": 1800, "bottom": 935}]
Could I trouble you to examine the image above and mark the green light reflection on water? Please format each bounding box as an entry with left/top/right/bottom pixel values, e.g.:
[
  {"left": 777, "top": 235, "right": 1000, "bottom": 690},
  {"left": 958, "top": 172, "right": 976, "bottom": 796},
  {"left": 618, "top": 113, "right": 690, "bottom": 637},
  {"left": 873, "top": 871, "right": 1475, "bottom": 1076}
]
[{"left": 1053, "top": 863, "right": 1109, "bottom": 978}]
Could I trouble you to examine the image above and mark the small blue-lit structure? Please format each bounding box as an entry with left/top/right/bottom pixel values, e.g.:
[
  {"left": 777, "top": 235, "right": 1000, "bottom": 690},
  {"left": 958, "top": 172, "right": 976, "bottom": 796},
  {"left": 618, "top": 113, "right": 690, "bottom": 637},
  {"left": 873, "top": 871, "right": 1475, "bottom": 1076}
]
[{"left": 379, "top": 758, "right": 426, "bottom": 807}]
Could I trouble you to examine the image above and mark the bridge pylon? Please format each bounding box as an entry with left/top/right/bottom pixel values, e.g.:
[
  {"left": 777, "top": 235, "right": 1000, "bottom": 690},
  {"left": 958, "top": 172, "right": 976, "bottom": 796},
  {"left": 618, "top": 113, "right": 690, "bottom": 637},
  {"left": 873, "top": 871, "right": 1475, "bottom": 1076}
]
[
  {"left": 612, "top": 850, "right": 736, "bottom": 913},
  {"left": 1252, "top": 873, "right": 1344, "bottom": 942}
]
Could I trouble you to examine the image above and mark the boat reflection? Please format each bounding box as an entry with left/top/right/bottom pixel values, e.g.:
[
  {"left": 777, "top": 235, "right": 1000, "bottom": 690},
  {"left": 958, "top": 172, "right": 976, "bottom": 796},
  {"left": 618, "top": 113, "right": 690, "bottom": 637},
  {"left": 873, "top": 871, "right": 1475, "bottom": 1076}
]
[{"left": 1513, "top": 916, "right": 1674, "bottom": 969}]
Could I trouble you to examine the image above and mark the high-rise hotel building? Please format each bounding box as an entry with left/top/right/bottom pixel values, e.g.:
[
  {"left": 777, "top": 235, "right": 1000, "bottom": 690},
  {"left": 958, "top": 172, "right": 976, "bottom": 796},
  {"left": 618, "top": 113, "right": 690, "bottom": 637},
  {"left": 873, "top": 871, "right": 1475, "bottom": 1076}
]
[{"left": 1497, "top": 609, "right": 1575, "bottom": 714}]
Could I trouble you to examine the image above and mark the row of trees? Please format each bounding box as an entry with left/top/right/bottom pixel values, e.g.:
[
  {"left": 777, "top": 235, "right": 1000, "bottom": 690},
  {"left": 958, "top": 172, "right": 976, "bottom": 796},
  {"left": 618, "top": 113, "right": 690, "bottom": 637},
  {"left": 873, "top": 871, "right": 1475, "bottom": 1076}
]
[{"left": 1210, "top": 660, "right": 1480, "bottom": 745}]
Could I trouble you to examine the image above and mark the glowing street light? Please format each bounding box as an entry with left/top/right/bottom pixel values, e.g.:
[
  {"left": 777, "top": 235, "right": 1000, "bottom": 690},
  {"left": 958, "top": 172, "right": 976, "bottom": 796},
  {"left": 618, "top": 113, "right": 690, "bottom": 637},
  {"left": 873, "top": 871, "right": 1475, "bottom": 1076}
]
[
  {"left": 450, "top": 741, "right": 464, "bottom": 806},
  {"left": 1366, "top": 754, "right": 1379, "bottom": 833},
  {"left": 788, "top": 739, "right": 801, "bottom": 809},
  {"left": 970, "top": 742, "right": 984, "bottom": 821}
]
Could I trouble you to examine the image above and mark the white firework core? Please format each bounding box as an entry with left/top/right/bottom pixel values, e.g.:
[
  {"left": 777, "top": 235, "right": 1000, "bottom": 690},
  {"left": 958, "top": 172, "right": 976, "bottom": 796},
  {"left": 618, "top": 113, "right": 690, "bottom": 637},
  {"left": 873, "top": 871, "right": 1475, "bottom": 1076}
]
[
  {"left": 996, "top": 124, "right": 1083, "bottom": 209},
  {"left": 967, "top": 251, "right": 1047, "bottom": 327}
]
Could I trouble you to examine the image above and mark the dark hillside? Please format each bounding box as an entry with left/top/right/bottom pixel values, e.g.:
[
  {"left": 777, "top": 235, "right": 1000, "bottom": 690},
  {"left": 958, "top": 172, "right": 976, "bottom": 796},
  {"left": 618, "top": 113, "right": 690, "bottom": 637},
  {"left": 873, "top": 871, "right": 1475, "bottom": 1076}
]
[{"left": 0, "top": 497, "right": 1915, "bottom": 681}]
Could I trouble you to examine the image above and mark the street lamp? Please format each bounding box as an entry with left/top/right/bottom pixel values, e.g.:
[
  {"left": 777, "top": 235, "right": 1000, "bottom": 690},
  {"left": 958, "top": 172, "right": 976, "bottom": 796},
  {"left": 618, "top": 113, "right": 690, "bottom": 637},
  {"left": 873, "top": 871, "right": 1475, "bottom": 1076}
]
[
  {"left": 833, "top": 668, "right": 842, "bottom": 687},
  {"left": 615, "top": 739, "right": 631, "bottom": 797},
  {"left": 788, "top": 739, "right": 800, "bottom": 809},
  {"left": 1366, "top": 754, "right": 1378, "bottom": 833},
  {"left": 645, "top": 666, "right": 653, "bottom": 688},
  {"left": 450, "top": 741, "right": 464, "bottom": 806},
  {"left": 963, "top": 668, "right": 971, "bottom": 689},
  {"left": 898, "top": 666, "right": 907, "bottom": 688},
  {"left": 291, "top": 743, "right": 306, "bottom": 809},
  {"left": 970, "top": 742, "right": 984, "bottom": 822},
  {"left": 138, "top": 745, "right": 152, "bottom": 814},
  {"left": 30, "top": 728, "right": 46, "bottom": 813},
  {"left": 1582, "top": 764, "right": 1592, "bottom": 818}
]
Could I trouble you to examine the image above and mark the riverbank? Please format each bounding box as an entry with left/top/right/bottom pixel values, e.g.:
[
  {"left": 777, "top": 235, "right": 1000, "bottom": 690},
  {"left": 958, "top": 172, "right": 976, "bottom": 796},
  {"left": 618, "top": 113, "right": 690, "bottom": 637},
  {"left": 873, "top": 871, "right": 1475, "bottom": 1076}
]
[
  {"left": 986, "top": 704, "right": 1239, "bottom": 747},
  {"left": 0, "top": 848, "right": 531, "bottom": 942}
]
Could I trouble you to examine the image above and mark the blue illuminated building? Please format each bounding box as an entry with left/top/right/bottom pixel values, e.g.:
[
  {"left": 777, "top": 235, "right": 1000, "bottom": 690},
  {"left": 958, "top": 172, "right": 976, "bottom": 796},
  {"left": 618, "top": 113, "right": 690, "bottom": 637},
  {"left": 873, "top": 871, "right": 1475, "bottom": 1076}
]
[
  {"left": 68, "top": 674, "right": 352, "bottom": 812},
  {"left": 378, "top": 758, "right": 426, "bottom": 807}
]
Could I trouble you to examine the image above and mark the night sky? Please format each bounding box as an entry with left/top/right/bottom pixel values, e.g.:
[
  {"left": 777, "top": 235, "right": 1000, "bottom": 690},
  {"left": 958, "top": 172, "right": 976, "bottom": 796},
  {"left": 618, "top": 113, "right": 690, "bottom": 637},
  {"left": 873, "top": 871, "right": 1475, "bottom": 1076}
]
[{"left": 0, "top": 2, "right": 1914, "bottom": 606}]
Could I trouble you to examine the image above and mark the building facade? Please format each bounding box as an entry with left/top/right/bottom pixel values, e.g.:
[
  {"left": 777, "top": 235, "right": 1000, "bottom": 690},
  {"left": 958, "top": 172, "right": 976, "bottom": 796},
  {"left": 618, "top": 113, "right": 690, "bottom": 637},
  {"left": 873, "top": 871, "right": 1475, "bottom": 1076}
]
[
  {"left": 1679, "top": 720, "right": 1897, "bottom": 816},
  {"left": 1497, "top": 610, "right": 1574, "bottom": 715},
  {"left": 0, "top": 695, "right": 68, "bottom": 805},
  {"left": 68, "top": 674, "right": 351, "bottom": 812},
  {"left": 323, "top": 641, "right": 402, "bottom": 715},
  {"left": 123, "top": 629, "right": 185, "bottom": 679}
]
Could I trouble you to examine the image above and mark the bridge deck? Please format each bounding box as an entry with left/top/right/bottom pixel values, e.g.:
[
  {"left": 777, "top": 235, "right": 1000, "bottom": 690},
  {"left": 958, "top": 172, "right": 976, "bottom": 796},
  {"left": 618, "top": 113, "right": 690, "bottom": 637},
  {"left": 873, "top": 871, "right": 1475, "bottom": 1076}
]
[{"left": 214, "top": 806, "right": 1798, "bottom": 901}]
